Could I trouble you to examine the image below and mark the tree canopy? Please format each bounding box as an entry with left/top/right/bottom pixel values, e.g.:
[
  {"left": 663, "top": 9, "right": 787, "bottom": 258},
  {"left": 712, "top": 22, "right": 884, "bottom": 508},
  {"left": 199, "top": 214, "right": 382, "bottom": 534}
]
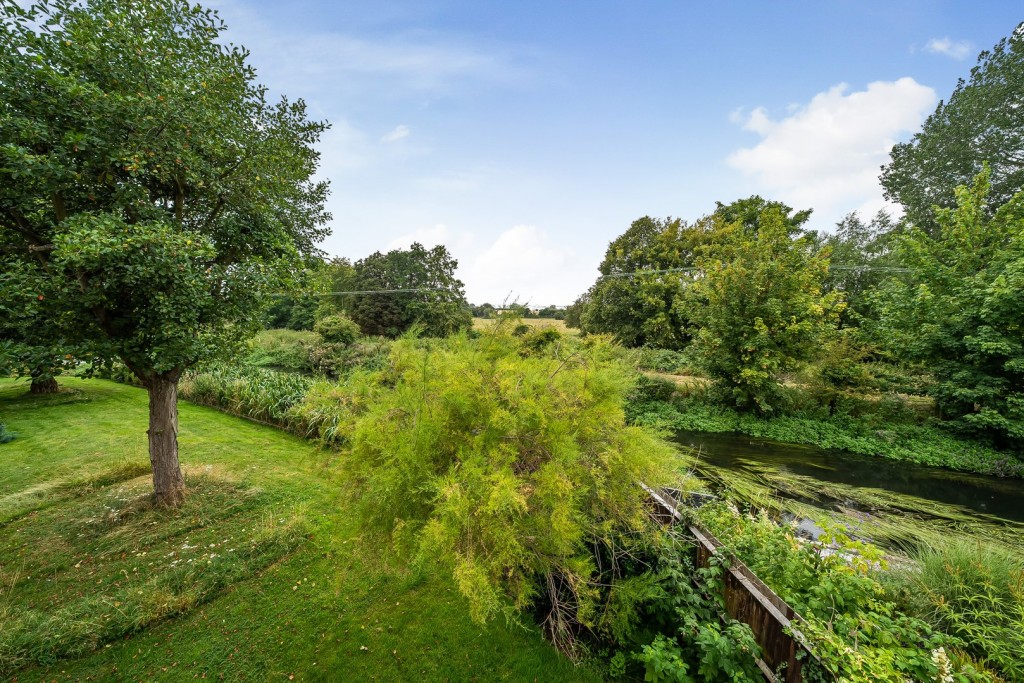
[
  {"left": 577, "top": 216, "right": 707, "bottom": 349},
  {"left": 689, "top": 205, "right": 843, "bottom": 413},
  {"left": 0, "top": 0, "right": 330, "bottom": 505},
  {"left": 346, "top": 243, "right": 471, "bottom": 338},
  {"left": 872, "top": 168, "right": 1024, "bottom": 447},
  {"left": 821, "top": 211, "right": 899, "bottom": 327},
  {"left": 881, "top": 22, "right": 1024, "bottom": 230}
]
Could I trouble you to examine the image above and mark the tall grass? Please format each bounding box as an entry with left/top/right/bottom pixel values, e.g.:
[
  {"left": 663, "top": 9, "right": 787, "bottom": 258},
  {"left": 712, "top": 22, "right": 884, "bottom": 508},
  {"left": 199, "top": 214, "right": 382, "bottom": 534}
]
[
  {"left": 245, "top": 329, "right": 323, "bottom": 374},
  {"left": 906, "top": 541, "right": 1024, "bottom": 680},
  {"left": 180, "top": 365, "right": 313, "bottom": 427}
]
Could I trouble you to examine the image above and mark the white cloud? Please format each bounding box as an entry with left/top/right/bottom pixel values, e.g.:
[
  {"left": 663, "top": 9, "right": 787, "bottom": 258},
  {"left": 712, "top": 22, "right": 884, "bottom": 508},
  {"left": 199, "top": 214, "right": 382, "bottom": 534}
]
[
  {"left": 467, "top": 226, "right": 589, "bottom": 305},
  {"left": 924, "top": 37, "right": 973, "bottom": 60},
  {"left": 380, "top": 124, "right": 410, "bottom": 143},
  {"left": 727, "top": 78, "right": 936, "bottom": 227}
]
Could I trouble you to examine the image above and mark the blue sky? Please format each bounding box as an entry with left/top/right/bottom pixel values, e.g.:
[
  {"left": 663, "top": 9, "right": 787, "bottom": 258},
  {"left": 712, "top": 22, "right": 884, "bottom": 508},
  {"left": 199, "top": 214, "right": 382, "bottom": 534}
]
[{"left": 210, "top": 1, "right": 1021, "bottom": 305}]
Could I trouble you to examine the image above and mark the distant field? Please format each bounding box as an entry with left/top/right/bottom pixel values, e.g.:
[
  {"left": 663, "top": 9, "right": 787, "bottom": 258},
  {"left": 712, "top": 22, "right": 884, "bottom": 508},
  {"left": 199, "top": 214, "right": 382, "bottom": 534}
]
[{"left": 472, "top": 317, "right": 573, "bottom": 333}]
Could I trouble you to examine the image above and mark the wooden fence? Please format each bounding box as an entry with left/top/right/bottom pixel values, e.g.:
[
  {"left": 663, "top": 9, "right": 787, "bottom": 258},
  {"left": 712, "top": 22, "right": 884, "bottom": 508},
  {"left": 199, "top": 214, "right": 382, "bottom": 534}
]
[{"left": 644, "top": 485, "right": 823, "bottom": 682}]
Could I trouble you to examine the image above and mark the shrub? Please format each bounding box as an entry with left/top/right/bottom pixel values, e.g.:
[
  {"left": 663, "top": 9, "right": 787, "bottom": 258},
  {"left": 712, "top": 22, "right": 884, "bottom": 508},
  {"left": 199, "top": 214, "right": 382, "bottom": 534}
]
[
  {"left": 325, "top": 336, "right": 392, "bottom": 376},
  {"left": 632, "top": 347, "right": 694, "bottom": 375},
  {"left": 245, "top": 329, "right": 322, "bottom": 374},
  {"left": 692, "top": 504, "right": 987, "bottom": 682},
  {"left": 634, "top": 534, "right": 763, "bottom": 682},
  {"left": 341, "top": 328, "right": 679, "bottom": 655},
  {"left": 314, "top": 314, "right": 361, "bottom": 346},
  {"left": 287, "top": 373, "right": 379, "bottom": 446}
]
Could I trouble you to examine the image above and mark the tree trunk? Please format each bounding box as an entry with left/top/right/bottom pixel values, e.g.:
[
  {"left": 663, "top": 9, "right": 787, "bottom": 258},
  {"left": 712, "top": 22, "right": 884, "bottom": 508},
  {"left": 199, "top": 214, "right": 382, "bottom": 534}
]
[
  {"left": 147, "top": 373, "right": 186, "bottom": 507},
  {"left": 30, "top": 376, "right": 59, "bottom": 394}
]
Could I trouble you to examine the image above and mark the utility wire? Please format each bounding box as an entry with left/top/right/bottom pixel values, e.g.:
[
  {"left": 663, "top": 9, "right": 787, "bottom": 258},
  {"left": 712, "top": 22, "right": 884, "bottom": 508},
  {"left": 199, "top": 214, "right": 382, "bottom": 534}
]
[
  {"left": 599, "top": 264, "right": 912, "bottom": 279},
  {"left": 271, "top": 287, "right": 446, "bottom": 297}
]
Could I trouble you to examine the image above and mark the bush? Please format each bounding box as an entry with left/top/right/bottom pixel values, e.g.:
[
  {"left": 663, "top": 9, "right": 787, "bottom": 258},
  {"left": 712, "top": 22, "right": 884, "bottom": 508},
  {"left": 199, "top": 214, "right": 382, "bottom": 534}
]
[
  {"left": 288, "top": 372, "right": 379, "bottom": 446},
  {"left": 245, "top": 329, "right": 323, "bottom": 374},
  {"left": 691, "top": 504, "right": 987, "bottom": 682},
  {"left": 341, "top": 328, "right": 679, "bottom": 656},
  {"left": 632, "top": 347, "right": 694, "bottom": 375},
  {"left": 314, "top": 314, "right": 361, "bottom": 346},
  {"left": 634, "top": 534, "right": 763, "bottom": 682},
  {"left": 325, "top": 336, "right": 392, "bottom": 376}
]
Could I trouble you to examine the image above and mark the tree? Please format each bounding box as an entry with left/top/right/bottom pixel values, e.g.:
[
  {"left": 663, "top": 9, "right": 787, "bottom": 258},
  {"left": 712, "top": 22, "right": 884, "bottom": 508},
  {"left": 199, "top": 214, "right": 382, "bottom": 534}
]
[
  {"left": 563, "top": 294, "right": 588, "bottom": 329},
  {"left": 872, "top": 168, "right": 1024, "bottom": 448},
  {"left": 314, "top": 256, "right": 357, "bottom": 319},
  {"left": 471, "top": 302, "right": 497, "bottom": 319},
  {"left": 0, "top": 0, "right": 330, "bottom": 506},
  {"left": 578, "top": 216, "right": 709, "bottom": 349},
  {"left": 689, "top": 206, "right": 844, "bottom": 413},
  {"left": 0, "top": 263, "right": 77, "bottom": 393},
  {"left": 713, "top": 195, "right": 812, "bottom": 235},
  {"left": 264, "top": 258, "right": 332, "bottom": 330},
  {"left": 881, "top": 23, "right": 1024, "bottom": 230},
  {"left": 347, "top": 243, "right": 471, "bottom": 338},
  {"left": 821, "top": 210, "right": 900, "bottom": 326},
  {"left": 536, "top": 305, "right": 563, "bottom": 319}
]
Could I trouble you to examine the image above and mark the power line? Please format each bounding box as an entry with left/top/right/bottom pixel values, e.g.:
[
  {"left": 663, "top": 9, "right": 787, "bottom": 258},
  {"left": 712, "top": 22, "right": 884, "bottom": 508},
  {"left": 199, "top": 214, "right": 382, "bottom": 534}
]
[
  {"left": 271, "top": 287, "right": 446, "bottom": 297},
  {"left": 599, "top": 264, "right": 911, "bottom": 279}
]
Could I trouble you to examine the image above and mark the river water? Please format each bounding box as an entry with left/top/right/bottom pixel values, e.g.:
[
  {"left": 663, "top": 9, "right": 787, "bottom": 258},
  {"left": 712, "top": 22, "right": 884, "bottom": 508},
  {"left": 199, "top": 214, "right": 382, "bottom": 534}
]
[{"left": 672, "top": 430, "right": 1024, "bottom": 550}]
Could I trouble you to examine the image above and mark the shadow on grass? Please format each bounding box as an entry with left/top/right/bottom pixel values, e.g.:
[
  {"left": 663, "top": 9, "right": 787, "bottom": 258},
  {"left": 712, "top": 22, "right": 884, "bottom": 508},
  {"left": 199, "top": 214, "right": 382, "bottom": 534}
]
[{"left": 0, "top": 467, "right": 306, "bottom": 675}]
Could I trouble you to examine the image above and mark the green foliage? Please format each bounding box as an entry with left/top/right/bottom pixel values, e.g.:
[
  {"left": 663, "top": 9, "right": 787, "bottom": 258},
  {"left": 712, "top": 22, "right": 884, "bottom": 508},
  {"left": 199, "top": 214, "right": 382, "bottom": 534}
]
[
  {"left": 315, "top": 257, "right": 358, "bottom": 317},
  {"left": 634, "top": 541, "right": 763, "bottom": 683},
  {"left": 264, "top": 294, "right": 319, "bottom": 331},
  {"left": 244, "top": 329, "right": 323, "bottom": 374},
  {"left": 903, "top": 541, "right": 1024, "bottom": 680},
  {"left": 537, "top": 305, "right": 565, "bottom": 320},
  {"left": 881, "top": 22, "right": 1024, "bottom": 230},
  {"left": 180, "top": 364, "right": 313, "bottom": 427},
  {"left": 688, "top": 205, "right": 844, "bottom": 414},
  {"left": 800, "top": 329, "right": 878, "bottom": 413},
  {"left": 471, "top": 302, "right": 497, "bottom": 318},
  {"left": 563, "top": 294, "right": 588, "bottom": 329},
  {"left": 339, "top": 327, "right": 677, "bottom": 654},
  {"left": 314, "top": 314, "right": 361, "bottom": 346},
  {"left": 871, "top": 169, "right": 1024, "bottom": 448},
  {"left": 347, "top": 243, "right": 471, "bottom": 338},
  {"left": 0, "top": 0, "right": 330, "bottom": 384},
  {"left": 0, "top": 378, "right": 593, "bottom": 682},
  {"left": 324, "top": 336, "right": 392, "bottom": 377},
  {"left": 578, "top": 216, "right": 709, "bottom": 349},
  {"left": 821, "top": 211, "right": 901, "bottom": 327},
  {"left": 0, "top": 262, "right": 79, "bottom": 389},
  {"left": 632, "top": 348, "right": 694, "bottom": 375},
  {"left": 695, "top": 505, "right": 980, "bottom": 682}
]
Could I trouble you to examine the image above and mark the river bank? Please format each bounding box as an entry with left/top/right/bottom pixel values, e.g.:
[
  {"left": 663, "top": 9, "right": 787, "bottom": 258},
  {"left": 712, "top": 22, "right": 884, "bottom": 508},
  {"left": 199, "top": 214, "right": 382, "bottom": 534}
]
[{"left": 627, "top": 382, "right": 1024, "bottom": 478}]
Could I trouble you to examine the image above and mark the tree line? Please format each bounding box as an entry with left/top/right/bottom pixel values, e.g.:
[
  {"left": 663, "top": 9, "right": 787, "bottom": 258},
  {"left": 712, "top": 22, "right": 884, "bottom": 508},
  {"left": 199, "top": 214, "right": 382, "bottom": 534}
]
[{"left": 566, "top": 22, "right": 1024, "bottom": 448}]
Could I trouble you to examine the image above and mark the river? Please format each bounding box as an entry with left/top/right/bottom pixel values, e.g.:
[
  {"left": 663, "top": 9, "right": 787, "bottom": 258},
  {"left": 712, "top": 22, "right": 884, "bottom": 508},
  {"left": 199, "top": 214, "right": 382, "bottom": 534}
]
[{"left": 672, "top": 430, "right": 1024, "bottom": 551}]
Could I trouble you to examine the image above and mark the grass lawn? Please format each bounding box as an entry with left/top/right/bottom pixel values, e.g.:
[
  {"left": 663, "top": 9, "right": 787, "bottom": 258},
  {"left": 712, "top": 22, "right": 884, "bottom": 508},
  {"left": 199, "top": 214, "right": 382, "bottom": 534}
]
[{"left": 0, "top": 378, "right": 599, "bottom": 682}]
